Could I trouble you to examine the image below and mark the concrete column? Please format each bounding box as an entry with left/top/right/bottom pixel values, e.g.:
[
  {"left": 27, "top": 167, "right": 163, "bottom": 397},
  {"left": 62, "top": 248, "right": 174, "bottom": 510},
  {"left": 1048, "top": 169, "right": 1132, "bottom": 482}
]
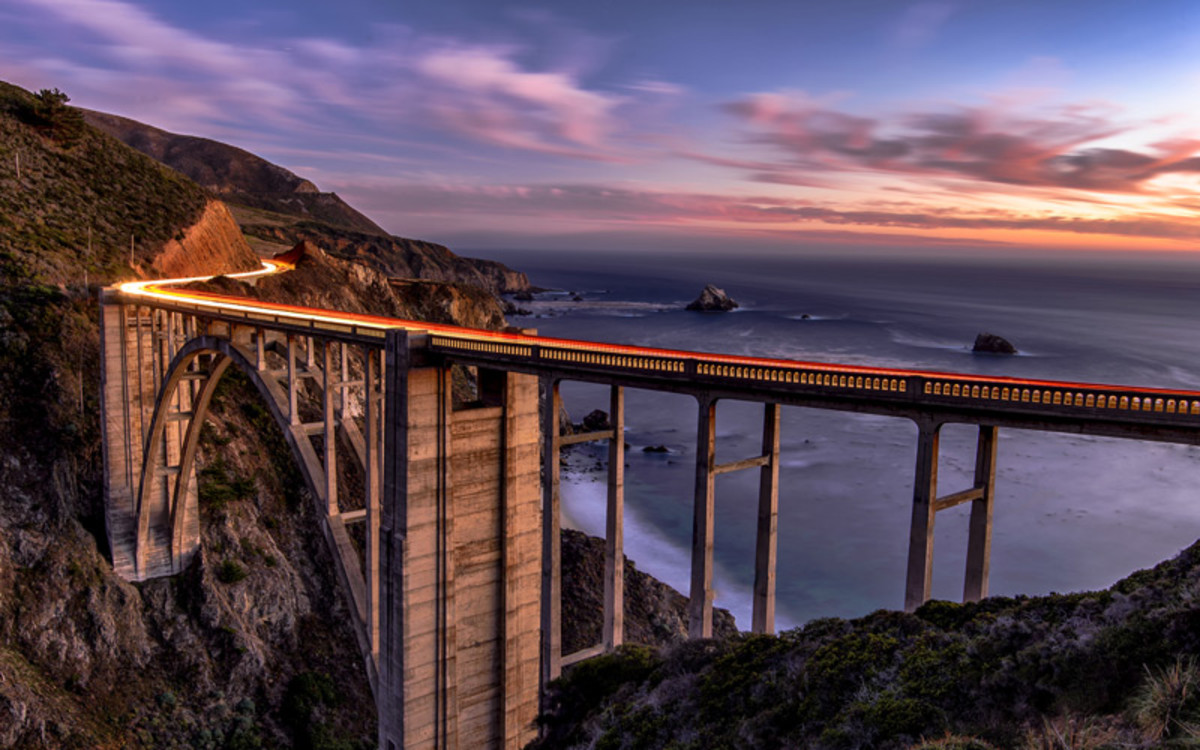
[
  {"left": 379, "top": 330, "right": 454, "bottom": 750},
  {"left": 379, "top": 332, "right": 407, "bottom": 750},
  {"left": 340, "top": 341, "right": 350, "bottom": 418},
  {"left": 100, "top": 296, "right": 137, "bottom": 579},
  {"left": 604, "top": 385, "right": 625, "bottom": 650},
  {"left": 134, "top": 306, "right": 148, "bottom": 447},
  {"left": 539, "top": 377, "right": 562, "bottom": 689},
  {"left": 501, "top": 371, "right": 542, "bottom": 749},
  {"left": 287, "top": 334, "right": 298, "bottom": 425},
  {"left": 365, "top": 346, "right": 381, "bottom": 664},
  {"left": 689, "top": 396, "right": 717, "bottom": 639},
  {"left": 255, "top": 326, "right": 266, "bottom": 371},
  {"left": 963, "top": 425, "right": 998, "bottom": 602},
  {"left": 752, "top": 403, "right": 782, "bottom": 635},
  {"left": 904, "top": 420, "right": 941, "bottom": 612},
  {"left": 323, "top": 339, "right": 338, "bottom": 517}
]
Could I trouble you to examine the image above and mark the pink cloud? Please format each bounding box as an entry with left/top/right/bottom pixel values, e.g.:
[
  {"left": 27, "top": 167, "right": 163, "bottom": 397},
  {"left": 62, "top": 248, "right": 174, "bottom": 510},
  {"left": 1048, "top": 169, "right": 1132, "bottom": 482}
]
[
  {"left": 414, "top": 45, "right": 625, "bottom": 159},
  {"left": 3, "top": 0, "right": 657, "bottom": 163},
  {"left": 721, "top": 92, "right": 1200, "bottom": 194}
]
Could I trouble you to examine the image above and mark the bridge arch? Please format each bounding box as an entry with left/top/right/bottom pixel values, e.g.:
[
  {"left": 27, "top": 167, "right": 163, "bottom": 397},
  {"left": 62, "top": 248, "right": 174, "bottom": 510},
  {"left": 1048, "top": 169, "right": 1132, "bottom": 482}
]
[{"left": 133, "top": 335, "right": 304, "bottom": 579}]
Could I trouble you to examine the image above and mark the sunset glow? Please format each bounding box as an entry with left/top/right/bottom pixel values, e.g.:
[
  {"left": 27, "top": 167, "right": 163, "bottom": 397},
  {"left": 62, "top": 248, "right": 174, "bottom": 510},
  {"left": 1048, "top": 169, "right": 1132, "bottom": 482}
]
[{"left": 4, "top": 0, "right": 1198, "bottom": 254}]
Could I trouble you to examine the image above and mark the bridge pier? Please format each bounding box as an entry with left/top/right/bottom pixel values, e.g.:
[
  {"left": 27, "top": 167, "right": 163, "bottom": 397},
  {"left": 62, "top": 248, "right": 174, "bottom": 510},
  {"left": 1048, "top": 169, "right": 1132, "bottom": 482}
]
[
  {"left": 689, "top": 399, "right": 783, "bottom": 638},
  {"left": 380, "top": 332, "right": 541, "bottom": 750},
  {"left": 904, "top": 422, "right": 999, "bottom": 611}
]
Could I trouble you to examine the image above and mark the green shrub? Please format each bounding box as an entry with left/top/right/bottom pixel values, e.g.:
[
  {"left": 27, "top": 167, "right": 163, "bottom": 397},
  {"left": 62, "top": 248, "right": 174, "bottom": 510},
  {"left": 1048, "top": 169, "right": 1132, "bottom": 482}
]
[
  {"left": 1130, "top": 657, "right": 1200, "bottom": 741},
  {"left": 216, "top": 559, "right": 247, "bottom": 584}
]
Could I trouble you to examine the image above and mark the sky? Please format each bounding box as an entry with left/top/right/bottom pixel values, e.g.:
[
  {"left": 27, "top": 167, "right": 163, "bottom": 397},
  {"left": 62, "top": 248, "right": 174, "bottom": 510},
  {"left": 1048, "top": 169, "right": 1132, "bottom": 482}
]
[{"left": 2, "top": 0, "right": 1199, "bottom": 255}]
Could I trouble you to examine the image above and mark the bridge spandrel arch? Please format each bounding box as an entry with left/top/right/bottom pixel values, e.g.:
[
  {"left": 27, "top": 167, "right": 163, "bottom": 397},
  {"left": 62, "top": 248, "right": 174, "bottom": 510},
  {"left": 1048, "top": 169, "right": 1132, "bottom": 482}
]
[{"left": 131, "top": 336, "right": 302, "bottom": 580}]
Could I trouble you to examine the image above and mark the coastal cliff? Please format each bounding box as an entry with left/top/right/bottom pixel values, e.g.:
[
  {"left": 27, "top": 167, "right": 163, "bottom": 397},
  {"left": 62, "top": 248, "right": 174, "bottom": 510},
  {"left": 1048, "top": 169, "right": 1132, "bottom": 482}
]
[
  {"left": 0, "top": 79, "right": 711, "bottom": 746},
  {"left": 5, "top": 77, "right": 1200, "bottom": 749}
]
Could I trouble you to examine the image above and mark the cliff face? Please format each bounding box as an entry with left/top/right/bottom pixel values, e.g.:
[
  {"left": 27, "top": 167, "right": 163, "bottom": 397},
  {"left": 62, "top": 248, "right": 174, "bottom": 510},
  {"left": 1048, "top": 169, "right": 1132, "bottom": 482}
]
[
  {"left": 0, "top": 383, "right": 376, "bottom": 747},
  {"left": 242, "top": 220, "right": 531, "bottom": 296},
  {"left": 149, "top": 200, "right": 259, "bottom": 278},
  {"left": 561, "top": 529, "right": 737, "bottom": 654}
]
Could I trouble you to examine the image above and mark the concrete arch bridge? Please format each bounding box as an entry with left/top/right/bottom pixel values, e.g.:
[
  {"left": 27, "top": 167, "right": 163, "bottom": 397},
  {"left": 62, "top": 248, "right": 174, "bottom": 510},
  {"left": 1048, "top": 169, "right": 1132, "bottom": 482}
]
[{"left": 99, "top": 262, "right": 1200, "bottom": 749}]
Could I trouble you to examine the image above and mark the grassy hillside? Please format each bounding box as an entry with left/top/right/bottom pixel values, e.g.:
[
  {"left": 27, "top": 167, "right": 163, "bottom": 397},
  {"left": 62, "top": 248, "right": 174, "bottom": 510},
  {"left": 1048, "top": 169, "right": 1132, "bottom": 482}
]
[
  {"left": 534, "top": 544, "right": 1200, "bottom": 749},
  {"left": 0, "top": 81, "right": 376, "bottom": 747},
  {"left": 83, "top": 109, "right": 388, "bottom": 236},
  {"left": 0, "top": 82, "right": 207, "bottom": 286}
]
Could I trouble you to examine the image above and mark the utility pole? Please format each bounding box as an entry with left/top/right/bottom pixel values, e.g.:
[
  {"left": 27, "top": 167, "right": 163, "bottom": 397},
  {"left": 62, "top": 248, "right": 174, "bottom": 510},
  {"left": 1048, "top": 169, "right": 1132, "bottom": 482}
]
[{"left": 14, "top": 152, "right": 19, "bottom": 180}]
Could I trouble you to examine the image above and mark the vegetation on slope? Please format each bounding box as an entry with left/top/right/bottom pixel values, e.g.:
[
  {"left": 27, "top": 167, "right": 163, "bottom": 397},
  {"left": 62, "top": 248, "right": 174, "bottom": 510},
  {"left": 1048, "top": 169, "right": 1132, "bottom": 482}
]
[
  {"left": 534, "top": 542, "right": 1200, "bottom": 749},
  {"left": 82, "top": 109, "right": 387, "bottom": 236},
  {"left": 0, "top": 80, "right": 375, "bottom": 746},
  {"left": 0, "top": 82, "right": 208, "bottom": 285}
]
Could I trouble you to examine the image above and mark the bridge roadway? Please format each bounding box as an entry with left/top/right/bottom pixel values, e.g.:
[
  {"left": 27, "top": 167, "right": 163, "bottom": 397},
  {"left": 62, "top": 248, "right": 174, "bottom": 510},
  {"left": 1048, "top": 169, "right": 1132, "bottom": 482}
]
[
  {"left": 120, "top": 265, "right": 1200, "bottom": 443},
  {"left": 106, "top": 261, "right": 1200, "bottom": 750}
]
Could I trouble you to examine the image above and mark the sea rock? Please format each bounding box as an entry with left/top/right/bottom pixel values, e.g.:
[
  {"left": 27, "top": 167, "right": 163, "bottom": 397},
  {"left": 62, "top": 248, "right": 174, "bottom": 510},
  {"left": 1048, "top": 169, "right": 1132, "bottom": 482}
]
[
  {"left": 686, "top": 284, "right": 739, "bottom": 312},
  {"left": 514, "top": 291, "right": 534, "bottom": 302},
  {"left": 643, "top": 445, "right": 670, "bottom": 453},
  {"left": 972, "top": 332, "right": 1018, "bottom": 355},
  {"left": 582, "top": 410, "right": 611, "bottom": 432}
]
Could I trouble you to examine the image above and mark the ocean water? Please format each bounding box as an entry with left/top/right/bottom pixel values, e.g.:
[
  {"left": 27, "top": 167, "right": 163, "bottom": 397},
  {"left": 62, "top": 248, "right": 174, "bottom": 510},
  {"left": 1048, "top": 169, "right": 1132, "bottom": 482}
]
[{"left": 483, "top": 248, "right": 1200, "bottom": 630}]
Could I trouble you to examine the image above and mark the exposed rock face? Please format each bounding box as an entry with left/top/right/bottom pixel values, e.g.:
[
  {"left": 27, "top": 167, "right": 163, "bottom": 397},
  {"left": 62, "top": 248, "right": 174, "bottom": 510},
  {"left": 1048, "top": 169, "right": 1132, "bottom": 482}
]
[
  {"left": 686, "top": 284, "right": 739, "bottom": 312},
  {"left": 190, "top": 241, "right": 509, "bottom": 331},
  {"left": 241, "top": 222, "right": 531, "bottom": 296},
  {"left": 560, "top": 529, "right": 737, "bottom": 653},
  {"left": 82, "top": 109, "right": 387, "bottom": 235},
  {"left": 149, "top": 200, "right": 260, "bottom": 278},
  {"left": 973, "top": 332, "right": 1018, "bottom": 354},
  {"left": 388, "top": 279, "right": 508, "bottom": 330}
]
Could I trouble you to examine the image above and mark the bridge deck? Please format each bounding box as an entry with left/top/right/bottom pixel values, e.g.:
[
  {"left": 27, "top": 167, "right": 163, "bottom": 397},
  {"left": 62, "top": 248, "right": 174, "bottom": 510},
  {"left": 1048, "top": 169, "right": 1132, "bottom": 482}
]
[{"left": 108, "top": 268, "right": 1200, "bottom": 444}]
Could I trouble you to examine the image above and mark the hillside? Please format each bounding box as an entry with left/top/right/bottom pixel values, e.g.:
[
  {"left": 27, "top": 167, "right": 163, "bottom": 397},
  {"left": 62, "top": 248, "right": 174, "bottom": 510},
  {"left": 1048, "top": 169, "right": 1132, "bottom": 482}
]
[
  {"left": 0, "top": 83, "right": 258, "bottom": 286},
  {"left": 536, "top": 543, "right": 1200, "bottom": 749},
  {"left": 0, "top": 79, "right": 708, "bottom": 747},
  {"left": 82, "top": 109, "right": 387, "bottom": 236},
  {"left": 83, "top": 110, "right": 532, "bottom": 295}
]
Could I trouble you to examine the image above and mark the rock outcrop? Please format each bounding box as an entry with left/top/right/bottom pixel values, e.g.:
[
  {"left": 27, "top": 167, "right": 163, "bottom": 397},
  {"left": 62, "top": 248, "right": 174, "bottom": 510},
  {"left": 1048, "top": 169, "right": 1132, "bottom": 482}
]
[
  {"left": 560, "top": 529, "right": 736, "bottom": 653},
  {"left": 149, "top": 200, "right": 260, "bottom": 278},
  {"left": 973, "top": 332, "right": 1018, "bottom": 354},
  {"left": 239, "top": 221, "right": 531, "bottom": 296},
  {"left": 686, "top": 284, "right": 739, "bottom": 312}
]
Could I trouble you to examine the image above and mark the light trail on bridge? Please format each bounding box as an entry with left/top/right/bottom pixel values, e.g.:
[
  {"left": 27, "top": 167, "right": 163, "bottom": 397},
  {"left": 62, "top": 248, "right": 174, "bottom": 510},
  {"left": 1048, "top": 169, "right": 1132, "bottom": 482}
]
[{"left": 116, "top": 258, "right": 1200, "bottom": 432}]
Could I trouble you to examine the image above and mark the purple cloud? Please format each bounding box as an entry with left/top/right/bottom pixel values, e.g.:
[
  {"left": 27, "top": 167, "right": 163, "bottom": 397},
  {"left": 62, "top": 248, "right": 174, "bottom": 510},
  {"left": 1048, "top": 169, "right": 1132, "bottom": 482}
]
[
  {"left": 2, "top": 0, "right": 653, "bottom": 163},
  {"left": 722, "top": 92, "right": 1200, "bottom": 194}
]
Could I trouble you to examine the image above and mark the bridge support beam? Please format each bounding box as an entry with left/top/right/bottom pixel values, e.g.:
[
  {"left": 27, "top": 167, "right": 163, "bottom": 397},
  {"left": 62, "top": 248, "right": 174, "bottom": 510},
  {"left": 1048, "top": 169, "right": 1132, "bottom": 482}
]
[
  {"left": 604, "top": 385, "right": 625, "bottom": 651},
  {"left": 380, "top": 333, "right": 541, "bottom": 750},
  {"left": 905, "top": 422, "right": 1000, "bottom": 611},
  {"left": 539, "top": 378, "right": 562, "bottom": 689},
  {"left": 689, "top": 396, "right": 717, "bottom": 639},
  {"left": 905, "top": 420, "right": 940, "bottom": 611},
  {"left": 752, "top": 403, "right": 782, "bottom": 635},
  {"left": 964, "top": 425, "right": 998, "bottom": 602}
]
